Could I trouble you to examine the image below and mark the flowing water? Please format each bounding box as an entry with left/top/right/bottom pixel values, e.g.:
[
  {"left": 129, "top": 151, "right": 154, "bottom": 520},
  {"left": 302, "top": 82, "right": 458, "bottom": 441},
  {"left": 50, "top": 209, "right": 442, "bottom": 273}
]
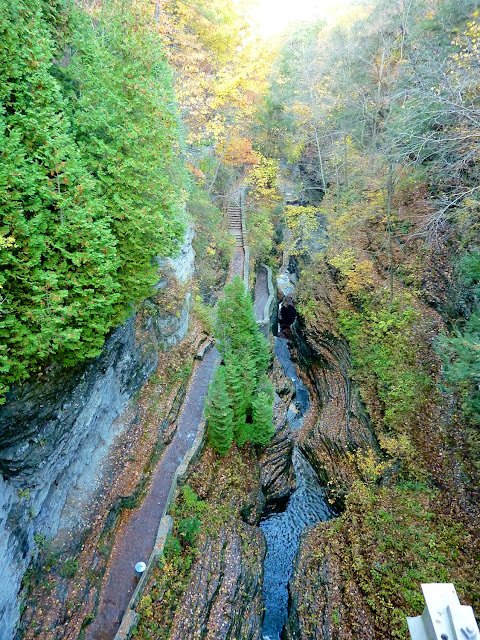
[{"left": 261, "top": 337, "right": 336, "bottom": 640}]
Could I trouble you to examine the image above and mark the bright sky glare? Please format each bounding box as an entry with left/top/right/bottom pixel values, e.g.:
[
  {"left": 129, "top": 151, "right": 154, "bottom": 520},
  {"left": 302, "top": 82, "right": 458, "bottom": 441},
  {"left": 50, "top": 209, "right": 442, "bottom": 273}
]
[{"left": 248, "top": 0, "right": 348, "bottom": 37}]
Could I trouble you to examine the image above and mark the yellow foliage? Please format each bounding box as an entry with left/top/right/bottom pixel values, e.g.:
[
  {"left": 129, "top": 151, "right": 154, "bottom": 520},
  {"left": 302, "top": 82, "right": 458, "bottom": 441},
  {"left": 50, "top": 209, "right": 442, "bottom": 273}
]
[
  {"left": 283, "top": 205, "right": 320, "bottom": 256},
  {"left": 157, "top": 0, "right": 273, "bottom": 146},
  {"left": 0, "top": 235, "right": 16, "bottom": 250},
  {"left": 346, "top": 447, "right": 389, "bottom": 485},
  {"left": 222, "top": 135, "right": 260, "bottom": 166},
  {"left": 245, "top": 155, "right": 281, "bottom": 206},
  {"left": 329, "top": 250, "right": 374, "bottom": 295},
  {"left": 378, "top": 433, "right": 424, "bottom": 479}
]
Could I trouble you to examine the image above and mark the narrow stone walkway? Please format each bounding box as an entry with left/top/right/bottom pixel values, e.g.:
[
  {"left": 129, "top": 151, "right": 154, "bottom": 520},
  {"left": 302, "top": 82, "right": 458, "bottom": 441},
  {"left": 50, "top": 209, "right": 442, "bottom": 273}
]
[
  {"left": 227, "top": 195, "right": 245, "bottom": 280},
  {"left": 86, "top": 193, "right": 248, "bottom": 639},
  {"left": 85, "top": 347, "right": 219, "bottom": 640},
  {"left": 253, "top": 266, "right": 269, "bottom": 322}
]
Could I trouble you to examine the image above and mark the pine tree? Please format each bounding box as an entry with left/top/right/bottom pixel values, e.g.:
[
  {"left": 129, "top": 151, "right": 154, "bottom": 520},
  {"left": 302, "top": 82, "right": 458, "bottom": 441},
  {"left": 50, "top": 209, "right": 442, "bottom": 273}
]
[
  {"left": 251, "top": 392, "right": 275, "bottom": 446},
  {"left": 205, "top": 367, "right": 234, "bottom": 455},
  {"left": 251, "top": 331, "right": 271, "bottom": 374},
  {"left": 224, "top": 356, "right": 250, "bottom": 446},
  {"left": 212, "top": 275, "right": 275, "bottom": 449},
  {"left": 216, "top": 276, "right": 260, "bottom": 357},
  {"left": 257, "top": 374, "right": 275, "bottom": 404}
]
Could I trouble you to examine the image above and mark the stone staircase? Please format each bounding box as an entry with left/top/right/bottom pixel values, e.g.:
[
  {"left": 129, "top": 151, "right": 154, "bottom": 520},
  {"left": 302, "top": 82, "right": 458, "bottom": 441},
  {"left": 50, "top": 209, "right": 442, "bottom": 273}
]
[{"left": 227, "top": 200, "right": 243, "bottom": 247}]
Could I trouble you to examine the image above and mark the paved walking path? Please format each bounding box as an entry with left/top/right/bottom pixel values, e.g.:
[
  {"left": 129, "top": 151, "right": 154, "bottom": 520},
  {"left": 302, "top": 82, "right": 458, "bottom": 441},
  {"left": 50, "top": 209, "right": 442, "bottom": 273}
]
[
  {"left": 86, "top": 194, "right": 248, "bottom": 639},
  {"left": 85, "top": 348, "right": 219, "bottom": 640},
  {"left": 253, "top": 266, "right": 269, "bottom": 322}
]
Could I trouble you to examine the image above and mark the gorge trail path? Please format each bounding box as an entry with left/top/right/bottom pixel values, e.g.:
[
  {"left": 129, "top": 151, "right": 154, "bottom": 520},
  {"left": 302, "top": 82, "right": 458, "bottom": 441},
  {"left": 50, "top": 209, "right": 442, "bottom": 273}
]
[
  {"left": 84, "top": 347, "right": 219, "bottom": 640},
  {"left": 86, "top": 193, "right": 250, "bottom": 639}
]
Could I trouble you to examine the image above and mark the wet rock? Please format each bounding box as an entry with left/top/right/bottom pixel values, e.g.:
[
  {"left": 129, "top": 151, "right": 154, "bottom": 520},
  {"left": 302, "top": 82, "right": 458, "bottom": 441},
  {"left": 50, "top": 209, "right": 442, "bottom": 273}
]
[
  {"left": 168, "top": 523, "right": 266, "bottom": 640},
  {"left": 272, "top": 359, "right": 295, "bottom": 398},
  {"left": 259, "top": 395, "right": 295, "bottom": 516}
]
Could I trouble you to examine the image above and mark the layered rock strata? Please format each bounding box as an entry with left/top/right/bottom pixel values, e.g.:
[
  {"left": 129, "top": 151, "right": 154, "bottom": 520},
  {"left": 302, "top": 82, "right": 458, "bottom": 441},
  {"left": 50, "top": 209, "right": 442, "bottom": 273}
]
[
  {"left": 168, "top": 524, "right": 266, "bottom": 640},
  {"left": 0, "top": 226, "right": 194, "bottom": 639}
]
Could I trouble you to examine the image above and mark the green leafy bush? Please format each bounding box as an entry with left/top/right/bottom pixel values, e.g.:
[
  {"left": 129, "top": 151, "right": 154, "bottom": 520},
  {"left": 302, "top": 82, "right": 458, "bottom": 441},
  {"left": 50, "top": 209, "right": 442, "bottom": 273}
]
[
  {"left": 437, "top": 250, "right": 480, "bottom": 424},
  {"left": 338, "top": 293, "right": 432, "bottom": 434}
]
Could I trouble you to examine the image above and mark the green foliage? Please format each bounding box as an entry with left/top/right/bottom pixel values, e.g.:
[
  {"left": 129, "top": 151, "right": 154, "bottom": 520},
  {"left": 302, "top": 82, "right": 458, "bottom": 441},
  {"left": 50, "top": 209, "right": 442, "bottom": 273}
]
[
  {"left": 193, "top": 296, "right": 215, "bottom": 335},
  {"left": 188, "top": 183, "right": 233, "bottom": 301},
  {"left": 60, "top": 559, "right": 78, "bottom": 579},
  {"left": 322, "top": 484, "right": 477, "bottom": 639},
  {"left": 0, "top": 0, "right": 185, "bottom": 401},
  {"left": 63, "top": 0, "right": 185, "bottom": 317},
  {"left": 437, "top": 250, "right": 480, "bottom": 424},
  {"left": 136, "top": 484, "right": 206, "bottom": 638},
  {"left": 459, "top": 249, "right": 480, "bottom": 293},
  {"left": 251, "top": 391, "right": 275, "bottom": 445},
  {"left": 206, "top": 276, "right": 274, "bottom": 454},
  {"left": 205, "top": 366, "right": 234, "bottom": 455},
  {"left": 338, "top": 293, "right": 432, "bottom": 435},
  {"left": 216, "top": 276, "right": 270, "bottom": 369},
  {"left": 439, "top": 316, "right": 480, "bottom": 425},
  {"left": 177, "top": 515, "right": 201, "bottom": 546},
  {"left": 224, "top": 353, "right": 254, "bottom": 446},
  {"left": 0, "top": 0, "right": 119, "bottom": 395}
]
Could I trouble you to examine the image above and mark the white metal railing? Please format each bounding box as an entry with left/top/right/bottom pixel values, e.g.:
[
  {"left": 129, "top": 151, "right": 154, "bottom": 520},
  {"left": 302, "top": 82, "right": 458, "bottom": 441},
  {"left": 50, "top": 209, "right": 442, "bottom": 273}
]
[{"left": 407, "top": 584, "right": 479, "bottom": 640}]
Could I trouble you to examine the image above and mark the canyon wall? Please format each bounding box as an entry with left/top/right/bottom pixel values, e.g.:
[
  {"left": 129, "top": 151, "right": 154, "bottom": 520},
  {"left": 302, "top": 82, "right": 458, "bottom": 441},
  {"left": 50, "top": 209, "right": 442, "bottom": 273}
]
[{"left": 0, "top": 225, "right": 195, "bottom": 639}]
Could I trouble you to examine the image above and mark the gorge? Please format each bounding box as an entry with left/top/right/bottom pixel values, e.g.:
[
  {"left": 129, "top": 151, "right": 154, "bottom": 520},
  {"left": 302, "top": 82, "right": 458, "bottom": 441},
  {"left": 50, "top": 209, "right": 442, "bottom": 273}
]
[{"left": 1, "top": 0, "right": 480, "bottom": 639}]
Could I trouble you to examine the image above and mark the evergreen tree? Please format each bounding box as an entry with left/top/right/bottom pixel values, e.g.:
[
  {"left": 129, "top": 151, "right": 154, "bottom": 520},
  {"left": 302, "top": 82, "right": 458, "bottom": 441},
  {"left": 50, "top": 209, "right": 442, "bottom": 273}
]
[
  {"left": 251, "top": 331, "right": 271, "bottom": 375},
  {"left": 216, "top": 275, "right": 271, "bottom": 371},
  {"left": 0, "top": 0, "right": 119, "bottom": 393},
  {"left": 63, "top": 1, "right": 185, "bottom": 320},
  {"left": 251, "top": 391, "right": 275, "bottom": 445},
  {"left": 206, "top": 276, "right": 275, "bottom": 452},
  {"left": 257, "top": 374, "right": 275, "bottom": 404},
  {"left": 0, "top": 0, "right": 186, "bottom": 401},
  {"left": 205, "top": 367, "right": 234, "bottom": 455},
  {"left": 224, "top": 355, "right": 251, "bottom": 446},
  {"left": 216, "top": 276, "right": 260, "bottom": 357}
]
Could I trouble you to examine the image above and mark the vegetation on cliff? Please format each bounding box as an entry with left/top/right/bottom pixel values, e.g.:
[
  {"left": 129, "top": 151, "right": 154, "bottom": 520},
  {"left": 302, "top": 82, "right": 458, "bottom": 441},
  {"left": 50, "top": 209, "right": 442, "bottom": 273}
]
[
  {"left": 258, "top": 0, "right": 480, "bottom": 636},
  {"left": 0, "top": 0, "right": 185, "bottom": 401}
]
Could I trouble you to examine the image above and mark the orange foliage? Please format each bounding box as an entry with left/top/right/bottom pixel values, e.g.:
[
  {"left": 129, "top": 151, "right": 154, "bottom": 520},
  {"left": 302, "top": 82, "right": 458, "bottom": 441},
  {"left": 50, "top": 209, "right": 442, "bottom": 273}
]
[{"left": 222, "top": 136, "right": 260, "bottom": 166}]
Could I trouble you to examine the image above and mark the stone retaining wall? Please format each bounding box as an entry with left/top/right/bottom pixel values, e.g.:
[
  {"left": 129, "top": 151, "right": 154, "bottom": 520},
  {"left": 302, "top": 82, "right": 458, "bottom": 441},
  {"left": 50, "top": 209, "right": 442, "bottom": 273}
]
[{"left": 257, "top": 264, "right": 275, "bottom": 338}]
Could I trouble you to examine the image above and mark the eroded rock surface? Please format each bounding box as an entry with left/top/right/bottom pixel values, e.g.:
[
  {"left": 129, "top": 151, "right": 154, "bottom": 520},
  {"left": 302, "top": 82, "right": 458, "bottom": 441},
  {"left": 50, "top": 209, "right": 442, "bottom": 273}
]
[
  {"left": 259, "top": 394, "right": 295, "bottom": 515},
  {"left": 291, "top": 316, "right": 377, "bottom": 509},
  {"left": 168, "top": 524, "right": 266, "bottom": 640},
  {"left": 0, "top": 227, "right": 195, "bottom": 639}
]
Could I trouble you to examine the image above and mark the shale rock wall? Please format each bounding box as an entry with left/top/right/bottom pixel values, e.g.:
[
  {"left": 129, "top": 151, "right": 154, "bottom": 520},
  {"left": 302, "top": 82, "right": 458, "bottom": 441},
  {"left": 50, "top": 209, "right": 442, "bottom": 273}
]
[
  {"left": 0, "top": 226, "right": 195, "bottom": 639},
  {"left": 290, "top": 288, "right": 377, "bottom": 510}
]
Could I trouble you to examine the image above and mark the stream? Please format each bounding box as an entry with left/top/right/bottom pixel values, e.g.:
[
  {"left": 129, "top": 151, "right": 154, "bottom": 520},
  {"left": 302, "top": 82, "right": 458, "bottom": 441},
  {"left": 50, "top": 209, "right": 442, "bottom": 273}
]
[{"left": 260, "top": 336, "right": 336, "bottom": 640}]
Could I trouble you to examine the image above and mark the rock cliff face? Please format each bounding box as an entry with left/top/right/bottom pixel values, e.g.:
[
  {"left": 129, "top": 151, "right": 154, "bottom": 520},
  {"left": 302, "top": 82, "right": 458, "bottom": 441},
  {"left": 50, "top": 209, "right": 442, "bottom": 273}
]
[
  {"left": 168, "top": 523, "right": 266, "bottom": 640},
  {"left": 0, "top": 226, "right": 194, "bottom": 639},
  {"left": 277, "top": 273, "right": 379, "bottom": 638},
  {"left": 259, "top": 391, "right": 295, "bottom": 516},
  {"left": 290, "top": 309, "right": 377, "bottom": 510}
]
